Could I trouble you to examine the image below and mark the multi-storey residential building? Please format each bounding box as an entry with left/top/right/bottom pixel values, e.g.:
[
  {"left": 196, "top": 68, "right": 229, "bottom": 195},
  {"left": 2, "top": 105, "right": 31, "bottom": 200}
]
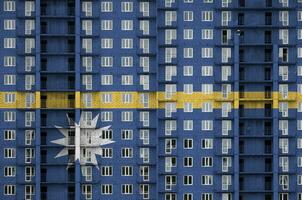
[{"left": 1, "top": 0, "right": 302, "bottom": 200}]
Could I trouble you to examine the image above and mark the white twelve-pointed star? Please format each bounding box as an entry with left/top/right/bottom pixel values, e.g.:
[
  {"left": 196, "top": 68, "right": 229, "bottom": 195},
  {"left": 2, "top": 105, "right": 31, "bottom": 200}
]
[{"left": 51, "top": 113, "right": 114, "bottom": 169}]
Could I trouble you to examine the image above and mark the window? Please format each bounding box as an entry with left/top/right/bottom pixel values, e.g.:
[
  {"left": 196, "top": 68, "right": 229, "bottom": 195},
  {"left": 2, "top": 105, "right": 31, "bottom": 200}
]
[
  {"left": 222, "top": 48, "right": 231, "bottom": 63},
  {"left": 222, "top": 157, "right": 232, "bottom": 172},
  {"left": 222, "top": 11, "right": 231, "bottom": 26},
  {"left": 279, "top": 29, "right": 288, "bottom": 44},
  {"left": 101, "top": 20, "right": 113, "bottom": 30},
  {"left": 140, "top": 20, "right": 149, "bottom": 35},
  {"left": 222, "top": 0, "right": 231, "bottom": 7},
  {"left": 298, "top": 138, "right": 302, "bottom": 149},
  {"left": 184, "top": 29, "right": 193, "bottom": 40},
  {"left": 279, "top": 175, "right": 289, "bottom": 190},
  {"left": 166, "top": 66, "right": 177, "bottom": 81},
  {"left": 201, "top": 139, "right": 213, "bottom": 149},
  {"left": 201, "top": 84, "right": 213, "bottom": 94},
  {"left": 121, "top": 57, "right": 133, "bottom": 67},
  {"left": 121, "top": 20, "right": 133, "bottom": 31},
  {"left": 4, "top": 56, "right": 16, "bottom": 67},
  {"left": 82, "top": 75, "right": 92, "bottom": 90},
  {"left": 101, "top": 111, "right": 112, "bottom": 122},
  {"left": 101, "top": 38, "right": 113, "bottom": 49},
  {"left": 184, "top": 48, "right": 193, "bottom": 58},
  {"left": 4, "top": 1, "right": 16, "bottom": 11},
  {"left": 299, "top": 11, "right": 302, "bottom": 21},
  {"left": 25, "top": 1, "right": 35, "bottom": 16},
  {"left": 121, "top": 184, "right": 133, "bottom": 194},
  {"left": 81, "top": 166, "right": 92, "bottom": 181},
  {"left": 184, "top": 84, "right": 193, "bottom": 94},
  {"left": 184, "top": 120, "right": 193, "bottom": 130},
  {"left": 101, "top": 184, "right": 112, "bottom": 195},
  {"left": 202, "top": 102, "right": 213, "bottom": 112},
  {"left": 4, "top": 111, "right": 16, "bottom": 122},
  {"left": 222, "top": 66, "right": 232, "bottom": 81},
  {"left": 298, "top": 157, "right": 302, "bottom": 167},
  {"left": 4, "top": 93, "right": 15, "bottom": 103},
  {"left": 101, "top": 93, "right": 112, "bottom": 103},
  {"left": 165, "top": 29, "right": 177, "bottom": 44},
  {"left": 101, "top": 2, "right": 113, "bottom": 12},
  {"left": 25, "top": 75, "right": 35, "bottom": 90},
  {"left": 4, "top": 166, "right": 16, "bottom": 177},
  {"left": 201, "top": 175, "right": 213, "bottom": 185},
  {"left": 4, "top": 75, "right": 16, "bottom": 86},
  {"left": 165, "top": 175, "right": 177, "bottom": 190},
  {"left": 121, "top": 75, "right": 133, "bottom": 86},
  {"left": 25, "top": 111, "right": 35, "bottom": 127},
  {"left": 140, "top": 112, "right": 149, "bottom": 127},
  {"left": 165, "top": 11, "right": 177, "bottom": 26},
  {"left": 165, "top": 48, "right": 177, "bottom": 62},
  {"left": 279, "top": 11, "right": 289, "bottom": 26},
  {"left": 4, "top": 185, "right": 15, "bottom": 195},
  {"left": 298, "top": 29, "right": 302, "bottom": 40},
  {"left": 4, "top": 148, "right": 16, "bottom": 158},
  {"left": 140, "top": 148, "right": 149, "bottom": 163},
  {"left": 82, "top": 20, "right": 92, "bottom": 36},
  {"left": 140, "top": 2, "right": 149, "bottom": 16},
  {"left": 140, "top": 75, "right": 149, "bottom": 90},
  {"left": 25, "top": 185, "right": 35, "bottom": 200},
  {"left": 25, "top": 20, "right": 35, "bottom": 35},
  {"left": 25, "top": 56, "right": 35, "bottom": 71},
  {"left": 140, "top": 130, "right": 149, "bottom": 145},
  {"left": 121, "top": 166, "right": 133, "bottom": 176},
  {"left": 4, "top": 38, "right": 15, "bottom": 48},
  {"left": 165, "top": 157, "right": 177, "bottom": 172},
  {"left": 121, "top": 38, "right": 133, "bottom": 49},
  {"left": 121, "top": 93, "right": 133, "bottom": 104},
  {"left": 222, "top": 139, "right": 232, "bottom": 154},
  {"left": 184, "top": 157, "right": 193, "bottom": 167},
  {"left": 183, "top": 139, "right": 193, "bottom": 149},
  {"left": 201, "top": 66, "right": 213, "bottom": 76},
  {"left": 201, "top": 193, "right": 213, "bottom": 200},
  {"left": 183, "top": 175, "right": 193, "bottom": 185},
  {"left": 121, "top": 2, "right": 133, "bottom": 12},
  {"left": 184, "top": 102, "right": 193, "bottom": 112},
  {"left": 82, "top": 38, "right": 92, "bottom": 53},
  {"left": 101, "top": 166, "right": 112, "bottom": 176},
  {"left": 4, "top": 130, "right": 15, "bottom": 140},
  {"left": 183, "top": 65, "right": 193, "bottom": 76},
  {"left": 25, "top": 148, "right": 35, "bottom": 163},
  {"left": 82, "top": 57, "right": 92, "bottom": 72},
  {"left": 201, "top": 48, "right": 213, "bottom": 58},
  {"left": 299, "top": 48, "right": 302, "bottom": 58},
  {"left": 121, "top": 148, "right": 133, "bottom": 158},
  {"left": 101, "top": 57, "right": 113, "bottom": 67},
  {"left": 202, "top": 29, "right": 213, "bottom": 39},
  {"left": 201, "top": 157, "right": 213, "bottom": 167},
  {"left": 121, "top": 130, "right": 133, "bottom": 140},
  {"left": 222, "top": 176, "right": 232, "bottom": 191},
  {"left": 101, "top": 148, "right": 112, "bottom": 158},
  {"left": 183, "top": 11, "right": 193, "bottom": 21},
  {"left": 4, "top": 20, "right": 15, "bottom": 30},
  {"left": 101, "top": 75, "right": 113, "bottom": 85},
  {"left": 82, "top": 185, "right": 92, "bottom": 199},
  {"left": 202, "top": 11, "right": 213, "bottom": 21},
  {"left": 25, "top": 166, "right": 35, "bottom": 182},
  {"left": 82, "top": 2, "right": 92, "bottom": 17}
]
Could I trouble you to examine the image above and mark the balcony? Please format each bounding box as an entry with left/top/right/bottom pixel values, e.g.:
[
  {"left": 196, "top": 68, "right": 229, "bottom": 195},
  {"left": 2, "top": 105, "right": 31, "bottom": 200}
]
[
  {"left": 41, "top": 99, "right": 75, "bottom": 109},
  {"left": 239, "top": 92, "right": 272, "bottom": 101}
]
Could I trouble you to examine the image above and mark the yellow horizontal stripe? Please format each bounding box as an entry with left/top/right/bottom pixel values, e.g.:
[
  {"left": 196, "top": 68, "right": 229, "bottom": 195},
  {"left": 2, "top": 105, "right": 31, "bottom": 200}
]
[{"left": 0, "top": 91, "right": 300, "bottom": 109}]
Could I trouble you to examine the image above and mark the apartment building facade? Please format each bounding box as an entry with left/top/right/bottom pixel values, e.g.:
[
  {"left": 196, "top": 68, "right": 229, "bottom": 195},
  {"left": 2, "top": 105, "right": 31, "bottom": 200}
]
[{"left": 1, "top": 0, "right": 302, "bottom": 200}]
